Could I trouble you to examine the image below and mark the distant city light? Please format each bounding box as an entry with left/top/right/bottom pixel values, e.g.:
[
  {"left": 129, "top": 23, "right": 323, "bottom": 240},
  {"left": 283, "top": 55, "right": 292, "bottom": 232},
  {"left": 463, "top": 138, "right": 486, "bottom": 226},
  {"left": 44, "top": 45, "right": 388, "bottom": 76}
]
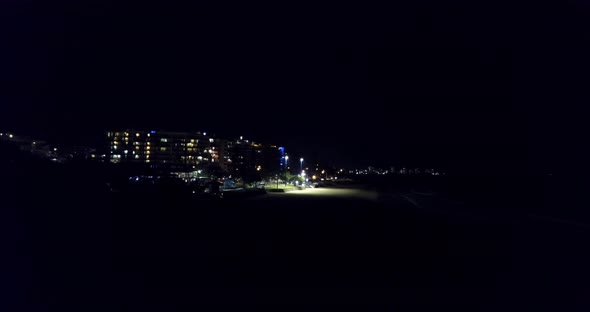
[
  {"left": 9, "top": 134, "right": 13, "bottom": 138},
  {"left": 124, "top": 150, "right": 128, "bottom": 154},
  {"left": 203, "top": 132, "right": 207, "bottom": 136},
  {"left": 240, "top": 136, "right": 243, "bottom": 140}
]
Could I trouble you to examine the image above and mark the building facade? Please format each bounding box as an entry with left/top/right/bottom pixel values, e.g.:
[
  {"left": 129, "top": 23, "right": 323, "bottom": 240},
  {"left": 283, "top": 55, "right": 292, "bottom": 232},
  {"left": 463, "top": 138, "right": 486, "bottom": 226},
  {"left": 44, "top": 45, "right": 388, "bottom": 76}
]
[
  {"left": 106, "top": 130, "right": 220, "bottom": 171},
  {"left": 224, "top": 136, "right": 282, "bottom": 177},
  {"left": 106, "top": 130, "right": 283, "bottom": 176}
]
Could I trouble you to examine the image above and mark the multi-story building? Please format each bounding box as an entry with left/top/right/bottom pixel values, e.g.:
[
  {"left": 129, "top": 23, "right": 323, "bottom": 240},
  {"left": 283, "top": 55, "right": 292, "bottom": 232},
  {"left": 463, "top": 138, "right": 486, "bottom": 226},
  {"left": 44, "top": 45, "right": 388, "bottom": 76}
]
[
  {"left": 224, "top": 136, "right": 282, "bottom": 176},
  {"left": 106, "top": 130, "right": 284, "bottom": 176},
  {"left": 106, "top": 130, "right": 220, "bottom": 171}
]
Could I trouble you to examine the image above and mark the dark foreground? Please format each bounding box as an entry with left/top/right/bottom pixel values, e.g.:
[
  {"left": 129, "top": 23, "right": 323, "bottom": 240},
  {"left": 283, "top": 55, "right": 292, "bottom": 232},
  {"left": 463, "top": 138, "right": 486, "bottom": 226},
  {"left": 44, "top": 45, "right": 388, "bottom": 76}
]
[{"left": 3, "top": 162, "right": 590, "bottom": 311}]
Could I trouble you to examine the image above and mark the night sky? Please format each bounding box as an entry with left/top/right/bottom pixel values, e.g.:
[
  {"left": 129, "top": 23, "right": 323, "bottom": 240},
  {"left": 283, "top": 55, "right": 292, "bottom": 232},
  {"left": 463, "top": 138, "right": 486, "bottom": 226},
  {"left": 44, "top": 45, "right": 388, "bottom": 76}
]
[{"left": 1, "top": 0, "right": 589, "bottom": 174}]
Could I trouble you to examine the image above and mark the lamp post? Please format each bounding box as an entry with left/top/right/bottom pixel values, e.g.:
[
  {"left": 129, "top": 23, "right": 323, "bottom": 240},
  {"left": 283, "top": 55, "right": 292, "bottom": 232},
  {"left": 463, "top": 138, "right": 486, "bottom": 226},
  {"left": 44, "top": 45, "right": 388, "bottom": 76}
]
[
  {"left": 285, "top": 155, "right": 289, "bottom": 170},
  {"left": 300, "top": 157, "right": 303, "bottom": 172}
]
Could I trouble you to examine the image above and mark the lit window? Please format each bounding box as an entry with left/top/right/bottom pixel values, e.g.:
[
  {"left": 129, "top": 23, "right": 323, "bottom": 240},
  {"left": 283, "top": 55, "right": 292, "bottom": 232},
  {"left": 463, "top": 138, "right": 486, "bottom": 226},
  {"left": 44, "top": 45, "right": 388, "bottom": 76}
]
[
  {"left": 113, "top": 146, "right": 117, "bottom": 150},
  {"left": 9, "top": 134, "right": 13, "bottom": 138},
  {"left": 160, "top": 147, "right": 167, "bottom": 152},
  {"left": 146, "top": 159, "right": 150, "bottom": 163},
  {"left": 147, "top": 133, "right": 150, "bottom": 137},
  {"left": 161, "top": 138, "right": 168, "bottom": 143},
  {"left": 134, "top": 155, "right": 139, "bottom": 159},
  {"left": 146, "top": 146, "right": 150, "bottom": 150},
  {"left": 209, "top": 138, "right": 214, "bottom": 143},
  {"left": 124, "top": 132, "right": 129, "bottom": 137},
  {"left": 136, "top": 133, "right": 140, "bottom": 137},
  {"left": 124, "top": 150, "right": 128, "bottom": 154}
]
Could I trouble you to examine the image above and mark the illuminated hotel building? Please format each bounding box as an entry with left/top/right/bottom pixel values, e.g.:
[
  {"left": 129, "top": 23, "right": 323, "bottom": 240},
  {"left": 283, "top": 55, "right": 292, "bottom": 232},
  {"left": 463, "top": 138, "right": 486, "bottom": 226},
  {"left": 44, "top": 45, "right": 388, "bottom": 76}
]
[
  {"left": 106, "top": 130, "right": 220, "bottom": 171},
  {"left": 106, "top": 130, "right": 284, "bottom": 174}
]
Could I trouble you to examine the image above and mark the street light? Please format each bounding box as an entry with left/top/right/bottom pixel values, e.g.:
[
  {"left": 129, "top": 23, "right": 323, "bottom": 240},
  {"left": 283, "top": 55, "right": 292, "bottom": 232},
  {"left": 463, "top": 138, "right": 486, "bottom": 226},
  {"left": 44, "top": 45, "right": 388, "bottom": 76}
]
[
  {"left": 285, "top": 155, "right": 289, "bottom": 168},
  {"left": 300, "top": 157, "right": 304, "bottom": 172}
]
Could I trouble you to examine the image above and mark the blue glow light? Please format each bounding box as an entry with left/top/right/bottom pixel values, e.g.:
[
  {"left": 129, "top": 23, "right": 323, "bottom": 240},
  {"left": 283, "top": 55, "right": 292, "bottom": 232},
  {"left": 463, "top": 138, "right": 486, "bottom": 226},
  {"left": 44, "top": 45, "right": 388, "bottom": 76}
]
[{"left": 150, "top": 130, "right": 156, "bottom": 134}]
